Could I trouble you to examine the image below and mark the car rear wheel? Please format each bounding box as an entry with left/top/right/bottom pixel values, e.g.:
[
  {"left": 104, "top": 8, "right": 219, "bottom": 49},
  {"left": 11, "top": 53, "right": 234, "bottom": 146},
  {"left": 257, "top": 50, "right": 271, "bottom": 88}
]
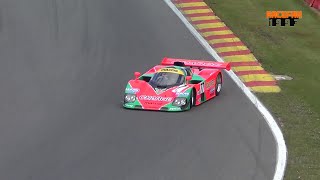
[{"left": 215, "top": 73, "right": 222, "bottom": 96}]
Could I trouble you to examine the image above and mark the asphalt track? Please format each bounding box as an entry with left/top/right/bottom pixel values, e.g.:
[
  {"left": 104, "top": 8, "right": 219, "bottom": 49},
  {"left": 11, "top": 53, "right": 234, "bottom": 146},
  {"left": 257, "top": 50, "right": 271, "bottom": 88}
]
[{"left": 0, "top": 0, "right": 276, "bottom": 179}]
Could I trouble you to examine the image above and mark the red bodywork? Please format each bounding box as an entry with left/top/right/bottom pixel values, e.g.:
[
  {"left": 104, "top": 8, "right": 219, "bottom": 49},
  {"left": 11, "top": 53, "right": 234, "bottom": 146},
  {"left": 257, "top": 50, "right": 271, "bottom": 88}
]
[{"left": 125, "top": 58, "right": 231, "bottom": 111}]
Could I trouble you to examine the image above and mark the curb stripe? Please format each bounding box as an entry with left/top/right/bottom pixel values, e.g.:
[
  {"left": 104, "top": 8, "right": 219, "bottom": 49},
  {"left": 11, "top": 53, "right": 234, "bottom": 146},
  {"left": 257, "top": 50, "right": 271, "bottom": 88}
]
[
  {"left": 232, "top": 65, "right": 263, "bottom": 71},
  {"left": 218, "top": 49, "right": 251, "bottom": 57},
  {"left": 176, "top": 2, "right": 281, "bottom": 94},
  {"left": 180, "top": 6, "right": 210, "bottom": 10},
  {"left": 183, "top": 9, "right": 212, "bottom": 14},
  {"left": 198, "top": 26, "right": 230, "bottom": 33},
  {"left": 176, "top": 0, "right": 281, "bottom": 95},
  {"left": 235, "top": 70, "right": 268, "bottom": 76},
  {"left": 245, "top": 81, "right": 277, "bottom": 87},
  {"left": 198, "top": 26, "right": 229, "bottom": 32},
  {"left": 176, "top": 2, "right": 207, "bottom": 8},
  {"left": 185, "top": 12, "right": 215, "bottom": 17},
  {"left": 209, "top": 38, "right": 241, "bottom": 44},
  {"left": 174, "top": 0, "right": 203, "bottom": 2},
  {"left": 190, "top": 16, "right": 220, "bottom": 21},
  {"left": 206, "top": 34, "right": 236, "bottom": 40},
  {"left": 250, "top": 86, "right": 281, "bottom": 93},
  {"left": 215, "top": 46, "right": 249, "bottom": 53},
  {"left": 192, "top": 19, "right": 221, "bottom": 24},
  {"left": 240, "top": 74, "right": 275, "bottom": 82},
  {"left": 202, "top": 30, "right": 233, "bottom": 37},
  {"left": 222, "top": 54, "right": 256, "bottom": 62},
  {"left": 230, "top": 61, "right": 261, "bottom": 66},
  {"left": 212, "top": 41, "right": 245, "bottom": 48},
  {"left": 196, "top": 23, "right": 225, "bottom": 29}
]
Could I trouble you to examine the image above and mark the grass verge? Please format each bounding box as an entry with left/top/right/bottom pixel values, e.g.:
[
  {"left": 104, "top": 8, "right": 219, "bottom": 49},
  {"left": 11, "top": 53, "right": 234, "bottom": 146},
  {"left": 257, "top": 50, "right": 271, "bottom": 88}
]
[{"left": 203, "top": 0, "right": 320, "bottom": 179}]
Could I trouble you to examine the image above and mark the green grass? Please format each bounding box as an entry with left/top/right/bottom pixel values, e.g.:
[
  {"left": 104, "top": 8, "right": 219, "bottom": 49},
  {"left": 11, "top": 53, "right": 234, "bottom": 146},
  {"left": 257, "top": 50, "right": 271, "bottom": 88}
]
[{"left": 203, "top": 0, "right": 320, "bottom": 179}]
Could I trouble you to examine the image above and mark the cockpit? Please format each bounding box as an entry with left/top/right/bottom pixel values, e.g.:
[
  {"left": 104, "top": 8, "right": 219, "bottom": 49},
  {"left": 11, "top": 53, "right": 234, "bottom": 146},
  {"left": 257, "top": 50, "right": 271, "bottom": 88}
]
[{"left": 149, "top": 67, "right": 186, "bottom": 88}]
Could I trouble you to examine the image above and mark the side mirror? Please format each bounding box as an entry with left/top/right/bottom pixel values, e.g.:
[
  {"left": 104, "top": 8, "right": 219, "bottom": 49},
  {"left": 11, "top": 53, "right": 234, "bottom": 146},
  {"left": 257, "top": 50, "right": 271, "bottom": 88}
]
[
  {"left": 186, "top": 76, "right": 192, "bottom": 81},
  {"left": 134, "top": 72, "right": 141, "bottom": 80}
]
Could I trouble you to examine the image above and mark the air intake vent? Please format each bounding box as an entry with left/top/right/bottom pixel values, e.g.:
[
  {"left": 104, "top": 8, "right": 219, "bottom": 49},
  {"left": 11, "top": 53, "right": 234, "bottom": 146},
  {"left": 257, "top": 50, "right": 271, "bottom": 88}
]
[{"left": 173, "top": 61, "right": 185, "bottom": 66}]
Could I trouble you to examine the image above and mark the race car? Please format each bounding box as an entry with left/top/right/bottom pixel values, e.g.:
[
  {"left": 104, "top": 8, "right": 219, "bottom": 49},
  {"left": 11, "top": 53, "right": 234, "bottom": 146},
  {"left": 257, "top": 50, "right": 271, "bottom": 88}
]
[{"left": 123, "top": 57, "right": 231, "bottom": 111}]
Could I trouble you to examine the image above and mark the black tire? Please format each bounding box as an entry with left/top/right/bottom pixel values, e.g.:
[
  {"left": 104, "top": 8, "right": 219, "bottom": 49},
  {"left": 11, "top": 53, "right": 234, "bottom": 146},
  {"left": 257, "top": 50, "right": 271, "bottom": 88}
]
[
  {"left": 189, "top": 89, "right": 195, "bottom": 109},
  {"left": 215, "top": 73, "right": 222, "bottom": 96}
]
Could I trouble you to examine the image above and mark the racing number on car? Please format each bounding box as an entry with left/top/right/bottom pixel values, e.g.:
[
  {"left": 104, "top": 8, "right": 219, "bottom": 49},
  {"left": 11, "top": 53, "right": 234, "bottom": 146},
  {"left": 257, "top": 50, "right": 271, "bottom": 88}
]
[{"left": 199, "top": 82, "right": 205, "bottom": 94}]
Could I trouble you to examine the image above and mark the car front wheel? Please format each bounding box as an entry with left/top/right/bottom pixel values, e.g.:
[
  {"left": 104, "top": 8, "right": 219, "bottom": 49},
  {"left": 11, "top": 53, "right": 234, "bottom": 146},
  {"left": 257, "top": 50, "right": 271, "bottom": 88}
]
[{"left": 189, "top": 89, "right": 195, "bottom": 109}]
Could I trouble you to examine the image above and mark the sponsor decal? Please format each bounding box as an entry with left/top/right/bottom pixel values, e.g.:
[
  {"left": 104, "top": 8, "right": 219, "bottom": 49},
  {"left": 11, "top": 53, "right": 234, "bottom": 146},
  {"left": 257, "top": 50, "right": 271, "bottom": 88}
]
[
  {"left": 158, "top": 68, "right": 184, "bottom": 75},
  {"left": 176, "top": 92, "right": 189, "bottom": 96},
  {"left": 124, "top": 104, "right": 134, "bottom": 108},
  {"left": 185, "top": 61, "right": 225, "bottom": 68},
  {"left": 169, "top": 107, "right": 180, "bottom": 111},
  {"left": 197, "top": 80, "right": 214, "bottom": 95},
  {"left": 205, "top": 80, "right": 214, "bottom": 89},
  {"left": 145, "top": 101, "right": 162, "bottom": 105},
  {"left": 126, "top": 88, "right": 140, "bottom": 93},
  {"left": 139, "top": 95, "right": 173, "bottom": 102},
  {"left": 209, "top": 88, "right": 215, "bottom": 95}
]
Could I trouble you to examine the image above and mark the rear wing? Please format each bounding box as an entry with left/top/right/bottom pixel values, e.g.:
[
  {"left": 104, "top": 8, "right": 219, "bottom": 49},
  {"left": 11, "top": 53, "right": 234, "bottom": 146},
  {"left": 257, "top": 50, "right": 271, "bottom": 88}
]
[{"left": 161, "top": 57, "right": 231, "bottom": 71}]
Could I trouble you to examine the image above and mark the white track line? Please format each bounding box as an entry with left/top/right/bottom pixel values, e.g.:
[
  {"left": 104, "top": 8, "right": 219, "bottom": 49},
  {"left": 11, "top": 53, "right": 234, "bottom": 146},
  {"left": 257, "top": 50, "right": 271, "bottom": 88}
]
[{"left": 163, "top": 0, "right": 288, "bottom": 179}]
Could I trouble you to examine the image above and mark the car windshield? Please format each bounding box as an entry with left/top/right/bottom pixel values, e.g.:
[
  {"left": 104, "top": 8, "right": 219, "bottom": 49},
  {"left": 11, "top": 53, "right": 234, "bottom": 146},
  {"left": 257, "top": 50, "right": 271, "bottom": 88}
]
[{"left": 149, "top": 71, "right": 185, "bottom": 88}]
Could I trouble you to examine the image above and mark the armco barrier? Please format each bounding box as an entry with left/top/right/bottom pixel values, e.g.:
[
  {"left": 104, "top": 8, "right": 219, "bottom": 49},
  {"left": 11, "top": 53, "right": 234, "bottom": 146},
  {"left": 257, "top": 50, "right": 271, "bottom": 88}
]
[{"left": 305, "top": 0, "right": 320, "bottom": 10}]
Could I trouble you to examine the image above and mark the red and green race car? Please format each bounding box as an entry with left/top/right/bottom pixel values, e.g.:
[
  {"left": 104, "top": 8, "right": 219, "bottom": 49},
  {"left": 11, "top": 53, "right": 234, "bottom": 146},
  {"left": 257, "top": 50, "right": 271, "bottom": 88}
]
[{"left": 123, "top": 58, "right": 231, "bottom": 111}]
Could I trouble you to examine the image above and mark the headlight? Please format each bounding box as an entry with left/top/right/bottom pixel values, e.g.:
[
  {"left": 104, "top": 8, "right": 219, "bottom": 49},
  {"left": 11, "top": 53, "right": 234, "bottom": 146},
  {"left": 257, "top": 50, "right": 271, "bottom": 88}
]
[
  {"left": 172, "top": 97, "right": 187, "bottom": 106},
  {"left": 124, "top": 94, "right": 136, "bottom": 103}
]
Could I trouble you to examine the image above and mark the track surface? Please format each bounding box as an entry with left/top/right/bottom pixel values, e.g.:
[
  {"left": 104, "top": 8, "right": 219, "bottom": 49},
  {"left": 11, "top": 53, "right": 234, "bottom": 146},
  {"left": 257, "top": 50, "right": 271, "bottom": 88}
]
[{"left": 0, "top": 0, "right": 276, "bottom": 179}]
